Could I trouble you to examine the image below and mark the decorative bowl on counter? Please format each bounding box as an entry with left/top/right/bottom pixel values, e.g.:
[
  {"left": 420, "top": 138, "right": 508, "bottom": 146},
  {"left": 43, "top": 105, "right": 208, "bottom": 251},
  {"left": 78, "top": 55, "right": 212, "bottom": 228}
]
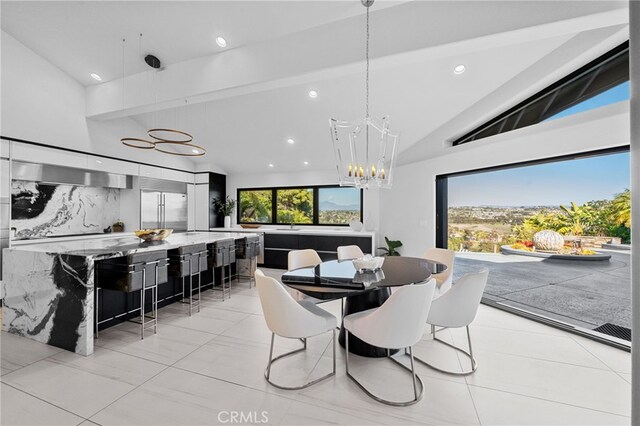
[
  {"left": 240, "top": 224, "right": 262, "bottom": 229},
  {"left": 352, "top": 255, "right": 384, "bottom": 272},
  {"left": 134, "top": 228, "right": 173, "bottom": 242}
]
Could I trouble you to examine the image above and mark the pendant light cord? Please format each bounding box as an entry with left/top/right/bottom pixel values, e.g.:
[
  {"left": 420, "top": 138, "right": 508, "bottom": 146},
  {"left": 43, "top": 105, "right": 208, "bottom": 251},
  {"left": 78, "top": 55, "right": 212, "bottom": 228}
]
[{"left": 365, "top": 4, "right": 370, "bottom": 120}]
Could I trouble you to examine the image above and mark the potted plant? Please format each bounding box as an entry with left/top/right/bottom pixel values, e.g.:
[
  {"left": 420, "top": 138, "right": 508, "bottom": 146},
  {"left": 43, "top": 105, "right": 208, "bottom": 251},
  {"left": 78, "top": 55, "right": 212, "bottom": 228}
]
[
  {"left": 213, "top": 196, "right": 237, "bottom": 228},
  {"left": 378, "top": 236, "right": 403, "bottom": 256},
  {"left": 112, "top": 220, "right": 124, "bottom": 233}
]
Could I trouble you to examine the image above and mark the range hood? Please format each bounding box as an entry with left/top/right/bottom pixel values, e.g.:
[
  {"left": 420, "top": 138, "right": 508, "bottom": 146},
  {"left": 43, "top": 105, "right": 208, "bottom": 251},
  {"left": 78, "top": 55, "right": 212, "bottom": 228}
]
[{"left": 12, "top": 161, "right": 132, "bottom": 189}]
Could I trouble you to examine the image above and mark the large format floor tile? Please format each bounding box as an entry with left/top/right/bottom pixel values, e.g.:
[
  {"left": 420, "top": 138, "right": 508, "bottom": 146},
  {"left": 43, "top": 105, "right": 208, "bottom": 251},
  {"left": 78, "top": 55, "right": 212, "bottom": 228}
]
[
  {"left": 465, "top": 349, "right": 631, "bottom": 416},
  {"left": 469, "top": 385, "right": 630, "bottom": 425},
  {"left": 1, "top": 331, "right": 62, "bottom": 373},
  {"left": 0, "top": 268, "right": 632, "bottom": 425},
  {"left": 1, "top": 359, "right": 135, "bottom": 418},
  {"left": 1, "top": 383, "right": 85, "bottom": 426},
  {"left": 89, "top": 367, "right": 294, "bottom": 426},
  {"left": 94, "top": 322, "right": 216, "bottom": 365}
]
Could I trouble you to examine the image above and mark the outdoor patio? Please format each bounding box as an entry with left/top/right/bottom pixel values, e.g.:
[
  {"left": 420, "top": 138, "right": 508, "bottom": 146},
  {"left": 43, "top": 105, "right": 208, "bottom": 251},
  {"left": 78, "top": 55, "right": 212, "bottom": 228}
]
[{"left": 453, "top": 249, "right": 631, "bottom": 340}]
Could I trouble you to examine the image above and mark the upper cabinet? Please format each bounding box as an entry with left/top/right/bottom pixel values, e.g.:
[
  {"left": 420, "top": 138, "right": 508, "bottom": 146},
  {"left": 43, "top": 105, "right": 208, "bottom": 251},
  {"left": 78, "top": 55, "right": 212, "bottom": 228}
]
[
  {"left": 8, "top": 141, "right": 196, "bottom": 183},
  {"left": 87, "top": 155, "right": 139, "bottom": 176},
  {"left": 12, "top": 143, "right": 88, "bottom": 168},
  {"left": 0, "top": 140, "right": 9, "bottom": 158},
  {"left": 139, "top": 164, "right": 193, "bottom": 183}
]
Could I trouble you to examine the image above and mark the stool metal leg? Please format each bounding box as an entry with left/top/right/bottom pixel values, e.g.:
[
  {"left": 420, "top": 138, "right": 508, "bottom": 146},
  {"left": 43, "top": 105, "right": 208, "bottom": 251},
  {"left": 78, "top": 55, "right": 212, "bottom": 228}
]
[{"left": 140, "top": 268, "right": 146, "bottom": 339}]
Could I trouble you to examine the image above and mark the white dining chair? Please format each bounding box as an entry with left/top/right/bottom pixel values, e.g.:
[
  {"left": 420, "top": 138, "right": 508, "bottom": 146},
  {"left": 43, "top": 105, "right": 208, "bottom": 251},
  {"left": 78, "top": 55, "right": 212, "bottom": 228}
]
[
  {"left": 415, "top": 269, "right": 488, "bottom": 375},
  {"left": 337, "top": 245, "right": 365, "bottom": 261},
  {"left": 288, "top": 249, "right": 322, "bottom": 271},
  {"left": 255, "top": 269, "right": 337, "bottom": 390},
  {"left": 343, "top": 279, "right": 436, "bottom": 406},
  {"left": 422, "top": 248, "right": 455, "bottom": 298}
]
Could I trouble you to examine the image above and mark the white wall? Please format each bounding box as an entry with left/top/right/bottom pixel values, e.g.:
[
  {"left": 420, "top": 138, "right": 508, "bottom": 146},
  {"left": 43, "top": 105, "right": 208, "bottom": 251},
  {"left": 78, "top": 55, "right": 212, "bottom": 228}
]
[
  {"left": 226, "top": 169, "right": 379, "bottom": 233},
  {"left": 380, "top": 101, "right": 630, "bottom": 257},
  {"left": 0, "top": 31, "right": 197, "bottom": 172}
]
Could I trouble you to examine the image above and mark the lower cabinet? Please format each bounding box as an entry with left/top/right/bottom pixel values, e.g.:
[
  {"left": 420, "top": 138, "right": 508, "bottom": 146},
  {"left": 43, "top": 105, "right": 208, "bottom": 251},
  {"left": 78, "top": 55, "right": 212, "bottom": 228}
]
[{"left": 263, "top": 233, "right": 373, "bottom": 269}]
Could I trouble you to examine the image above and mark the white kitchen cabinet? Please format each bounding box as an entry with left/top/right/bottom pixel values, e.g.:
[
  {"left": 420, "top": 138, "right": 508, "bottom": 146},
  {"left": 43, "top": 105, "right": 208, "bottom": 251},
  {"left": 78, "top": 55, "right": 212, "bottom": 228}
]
[
  {"left": 187, "top": 184, "right": 196, "bottom": 231},
  {"left": 0, "top": 159, "right": 9, "bottom": 199},
  {"left": 194, "top": 173, "right": 209, "bottom": 184},
  {"left": 162, "top": 168, "right": 194, "bottom": 183},
  {"left": 87, "top": 155, "right": 139, "bottom": 176},
  {"left": 0, "top": 140, "right": 9, "bottom": 158},
  {"left": 194, "top": 184, "right": 210, "bottom": 231},
  {"left": 139, "top": 164, "right": 164, "bottom": 179},
  {"left": 12, "top": 142, "right": 88, "bottom": 169}
]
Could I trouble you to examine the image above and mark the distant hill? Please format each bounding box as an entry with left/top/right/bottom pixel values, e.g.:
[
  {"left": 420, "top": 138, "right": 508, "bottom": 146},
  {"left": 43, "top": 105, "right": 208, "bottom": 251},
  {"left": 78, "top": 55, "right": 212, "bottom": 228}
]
[{"left": 320, "top": 201, "right": 359, "bottom": 211}]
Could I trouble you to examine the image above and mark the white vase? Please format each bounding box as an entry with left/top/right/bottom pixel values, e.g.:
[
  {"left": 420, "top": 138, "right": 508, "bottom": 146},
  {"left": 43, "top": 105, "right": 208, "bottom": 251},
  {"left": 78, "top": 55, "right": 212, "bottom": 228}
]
[{"left": 224, "top": 215, "right": 231, "bottom": 229}]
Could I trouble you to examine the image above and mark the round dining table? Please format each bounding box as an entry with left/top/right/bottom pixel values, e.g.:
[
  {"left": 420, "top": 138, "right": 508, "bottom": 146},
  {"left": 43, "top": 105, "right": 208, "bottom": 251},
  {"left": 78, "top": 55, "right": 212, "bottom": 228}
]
[{"left": 281, "top": 256, "right": 447, "bottom": 358}]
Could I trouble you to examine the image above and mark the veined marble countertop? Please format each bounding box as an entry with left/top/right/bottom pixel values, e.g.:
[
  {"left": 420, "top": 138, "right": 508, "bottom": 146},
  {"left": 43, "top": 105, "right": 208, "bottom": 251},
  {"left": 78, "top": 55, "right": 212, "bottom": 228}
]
[
  {"left": 5, "top": 231, "right": 254, "bottom": 259},
  {"left": 210, "top": 227, "right": 375, "bottom": 238}
]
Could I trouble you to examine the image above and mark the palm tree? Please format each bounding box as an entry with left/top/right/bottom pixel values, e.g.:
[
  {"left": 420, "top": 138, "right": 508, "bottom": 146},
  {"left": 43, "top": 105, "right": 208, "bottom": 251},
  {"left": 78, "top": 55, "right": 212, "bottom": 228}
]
[
  {"left": 558, "top": 202, "right": 592, "bottom": 235},
  {"left": 610, "top": 189, "right": 631, "bottom": 228}
]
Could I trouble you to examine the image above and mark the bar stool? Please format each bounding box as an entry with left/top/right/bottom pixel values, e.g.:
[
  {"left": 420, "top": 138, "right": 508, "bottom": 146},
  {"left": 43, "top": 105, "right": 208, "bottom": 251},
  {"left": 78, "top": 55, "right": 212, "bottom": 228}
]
[
  {"left": 169, "top": 243, "right": 208, "bottom": 316},
  {"left": 208, "top": 238, "right": 234, "bottom": 300},
  {"left": 236, "top": 235, "right": 260, "bottom": 288},
  {"left": 95, "top": 250, "right": 169, "bottom": 339}
]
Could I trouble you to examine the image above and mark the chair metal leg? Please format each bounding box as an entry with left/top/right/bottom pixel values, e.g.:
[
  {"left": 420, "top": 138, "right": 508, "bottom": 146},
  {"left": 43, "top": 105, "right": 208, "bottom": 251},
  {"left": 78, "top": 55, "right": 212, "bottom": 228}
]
[
  {"left": 414, "top": 325, "right": 478, "bottom": 376},
  {"left": 264, "top": 330, "right": 336, "bottom": 390},
  {"left": 345, "top": 330, "right": 424, "bottom": 406}
]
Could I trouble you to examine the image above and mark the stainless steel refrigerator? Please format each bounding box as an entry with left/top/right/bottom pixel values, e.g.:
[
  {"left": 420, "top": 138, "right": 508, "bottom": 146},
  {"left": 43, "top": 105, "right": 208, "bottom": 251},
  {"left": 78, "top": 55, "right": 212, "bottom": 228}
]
[{"left": 141, "top": 191, "right": 188, "bottom": 231}]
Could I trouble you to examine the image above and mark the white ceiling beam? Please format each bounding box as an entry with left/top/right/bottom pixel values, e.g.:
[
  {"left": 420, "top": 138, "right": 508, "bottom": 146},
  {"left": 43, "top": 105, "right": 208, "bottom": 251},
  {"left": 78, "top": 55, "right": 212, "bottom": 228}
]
[{"left": 86, "top": 1, "right": 628, "bottom": 120}]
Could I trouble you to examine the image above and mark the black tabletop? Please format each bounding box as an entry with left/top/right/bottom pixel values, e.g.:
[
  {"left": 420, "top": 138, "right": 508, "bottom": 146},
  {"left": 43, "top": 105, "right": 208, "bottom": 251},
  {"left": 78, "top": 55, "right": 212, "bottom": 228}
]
[{"left": 281, "top": 256, "right": 447, "bottom": 300}]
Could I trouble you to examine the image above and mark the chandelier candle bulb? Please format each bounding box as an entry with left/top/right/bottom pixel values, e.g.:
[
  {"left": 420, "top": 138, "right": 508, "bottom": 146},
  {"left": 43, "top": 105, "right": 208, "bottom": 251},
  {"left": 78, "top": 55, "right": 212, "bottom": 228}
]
[
  {"left": 371, "top": 165, "right": 376, "bottom": 177},
  {"left": 348, "top": 164, "right": 353, "bottom": 177}
]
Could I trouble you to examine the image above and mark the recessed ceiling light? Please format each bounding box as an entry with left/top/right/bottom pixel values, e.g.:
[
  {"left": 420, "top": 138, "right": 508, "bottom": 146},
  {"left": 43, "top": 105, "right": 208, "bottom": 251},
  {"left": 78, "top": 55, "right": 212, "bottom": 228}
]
[
  {"left": 308, "top": 90, "right": 318, "bottom": 99},
  {"left": 453, "top": 64, "right": 466, "bottom": 75},
  {"left": 216, "top": 36, "right": 227, "bottom": 48},
  {"left": 303, "top": 161, "right": 309, "bottom": 165},
  {"left": 268, "top": 163, "right": 274, "bottom": 168},
  {"left": 287, "top": 138, "right": 295, "bottom": 144},
  {"left": 90, "top": 73, "right": 102, "bottom": 81}
]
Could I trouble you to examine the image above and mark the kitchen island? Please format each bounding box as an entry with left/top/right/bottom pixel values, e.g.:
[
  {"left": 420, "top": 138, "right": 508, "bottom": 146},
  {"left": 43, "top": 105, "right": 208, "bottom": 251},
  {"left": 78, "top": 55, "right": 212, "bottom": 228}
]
[{"left": 1, "top": 231, "right": 252, "bottom": 355}]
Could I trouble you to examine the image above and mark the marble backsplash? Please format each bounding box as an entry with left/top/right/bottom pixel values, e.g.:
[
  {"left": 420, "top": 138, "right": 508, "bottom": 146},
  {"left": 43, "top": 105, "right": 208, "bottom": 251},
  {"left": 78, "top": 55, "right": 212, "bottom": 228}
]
[{"left": 11, "top": 180, "right": 120, "bottom": 239}]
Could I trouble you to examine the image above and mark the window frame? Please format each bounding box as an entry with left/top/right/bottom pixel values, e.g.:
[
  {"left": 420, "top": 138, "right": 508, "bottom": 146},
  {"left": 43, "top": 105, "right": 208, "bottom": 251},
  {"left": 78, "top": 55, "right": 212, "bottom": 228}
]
[
  {"left": 452, "top": 41, "right": 629, "bottom": 146},
  {"left": 237, "top": 184, "right": 363, "bottom": 226}
]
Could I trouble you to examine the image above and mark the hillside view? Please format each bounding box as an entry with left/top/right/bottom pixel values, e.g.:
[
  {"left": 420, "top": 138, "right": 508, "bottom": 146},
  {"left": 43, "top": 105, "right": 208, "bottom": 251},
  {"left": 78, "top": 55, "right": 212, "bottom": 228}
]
[{"left": 449, "top": 190, "right": 631, "bottom": 252}]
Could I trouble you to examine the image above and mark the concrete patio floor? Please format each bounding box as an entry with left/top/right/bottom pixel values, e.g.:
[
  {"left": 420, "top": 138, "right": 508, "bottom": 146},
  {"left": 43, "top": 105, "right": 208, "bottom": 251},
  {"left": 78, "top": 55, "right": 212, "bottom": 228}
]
[{"left": 453, "top": 249, "right": 631, "bottom": 334}]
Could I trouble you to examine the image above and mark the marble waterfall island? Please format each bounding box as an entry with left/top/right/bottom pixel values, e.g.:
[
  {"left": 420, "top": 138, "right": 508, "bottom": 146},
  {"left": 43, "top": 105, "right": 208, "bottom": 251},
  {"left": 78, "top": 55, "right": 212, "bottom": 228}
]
[{"left": 2, "top": 232, "right": 251, "bottom": 355}]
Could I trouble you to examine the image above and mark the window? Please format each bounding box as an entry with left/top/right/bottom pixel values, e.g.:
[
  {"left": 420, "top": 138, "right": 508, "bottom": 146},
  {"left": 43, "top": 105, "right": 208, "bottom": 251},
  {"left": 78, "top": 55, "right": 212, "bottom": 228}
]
[
  {"left": 436, "top": 147, "right": 631, "bottom": 347},
  {"left": 237, "top": 185, "right": 363, "bottom": 226},
  {"left": 452, "top": 42, "right": 629, "bottom": 146},
  {"left": 276, "top": 188, "right": 313, "bottom": 224},
  {"left": 239, "top": 190, "right": 272, "bottom": 223},
  {"left": 318, "top": 187, "right": 361, "bottom": 225}
]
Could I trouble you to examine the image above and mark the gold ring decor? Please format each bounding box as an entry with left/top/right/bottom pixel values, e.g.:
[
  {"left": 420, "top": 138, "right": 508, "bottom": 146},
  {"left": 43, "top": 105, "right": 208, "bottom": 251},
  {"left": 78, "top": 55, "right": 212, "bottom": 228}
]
[
  {"left": 121, "top": 138, "right": 156, "bottom": 149},
  {"left": 147, "top": 128, "right": 193, "bottom": 144},
  {"left": 153, "top": 141, "right": 206, "bottom": 157}
]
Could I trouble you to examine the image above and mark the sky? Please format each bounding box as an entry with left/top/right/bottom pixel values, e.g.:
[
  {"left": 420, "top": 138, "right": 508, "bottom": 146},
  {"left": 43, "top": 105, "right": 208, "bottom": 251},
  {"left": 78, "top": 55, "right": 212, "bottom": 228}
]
[
  {"left": 448, "top": 151, "right": 630, "bottom": 207},
  {"left": 546, "top": 81, "right": 629, "bottom": 121},
  {"left": 318, "top": 187, "right": 359, "bottom": 207}
]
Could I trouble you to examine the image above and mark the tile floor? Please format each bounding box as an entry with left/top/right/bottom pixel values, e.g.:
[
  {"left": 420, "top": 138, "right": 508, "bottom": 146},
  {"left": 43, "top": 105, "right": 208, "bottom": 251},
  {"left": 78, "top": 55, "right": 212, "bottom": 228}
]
[{"left": 0, "top": 268, "right": 632, "bottom": 426}]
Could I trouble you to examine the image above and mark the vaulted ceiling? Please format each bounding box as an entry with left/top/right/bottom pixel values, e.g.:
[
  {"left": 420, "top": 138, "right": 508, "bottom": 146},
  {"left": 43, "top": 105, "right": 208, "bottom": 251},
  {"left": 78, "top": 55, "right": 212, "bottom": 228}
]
[{"left": 1, "top": 1, "right": 629, "bottom": 174}]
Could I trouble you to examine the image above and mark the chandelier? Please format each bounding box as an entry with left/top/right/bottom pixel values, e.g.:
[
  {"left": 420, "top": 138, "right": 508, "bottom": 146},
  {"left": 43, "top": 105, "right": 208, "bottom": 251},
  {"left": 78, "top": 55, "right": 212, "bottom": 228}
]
[
  {"left": 330, "top": 0, "right": 398, "bottom": 189},
  {"left": 118, "top": 36, "right": 205, "bottom": 157}
]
